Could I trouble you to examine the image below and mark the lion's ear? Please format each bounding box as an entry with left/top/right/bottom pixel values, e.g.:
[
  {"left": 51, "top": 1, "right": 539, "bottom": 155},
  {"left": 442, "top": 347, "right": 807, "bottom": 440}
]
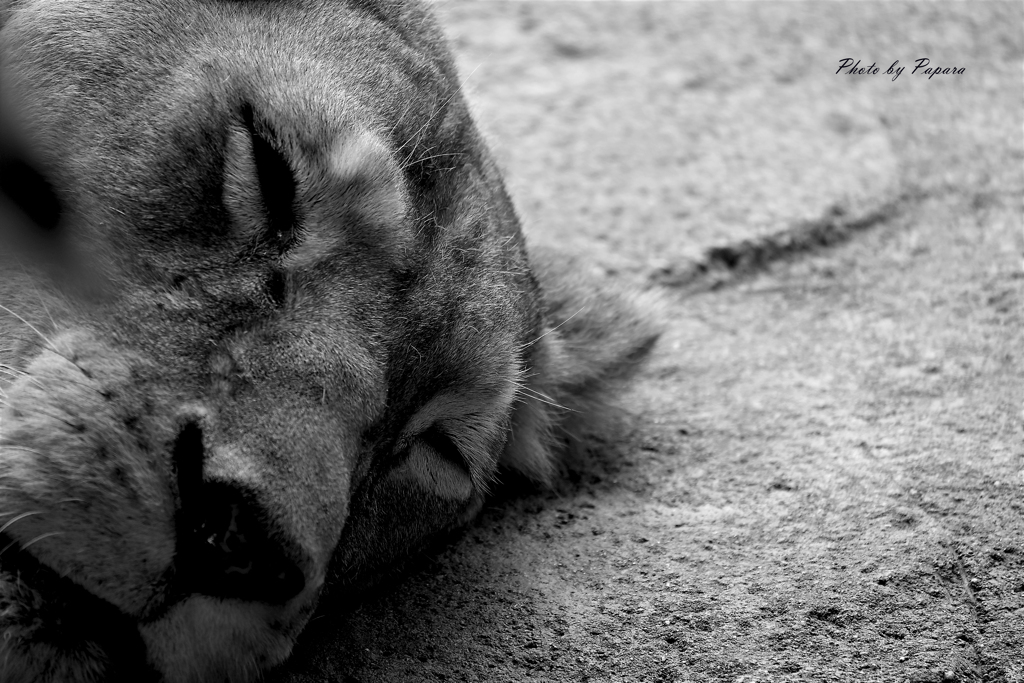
[
  {"left": 501, "top": 248, "right": 662, "bottom": 483},
  {"left": 388, "top": 428, "right": 474, "bottom": 502}
]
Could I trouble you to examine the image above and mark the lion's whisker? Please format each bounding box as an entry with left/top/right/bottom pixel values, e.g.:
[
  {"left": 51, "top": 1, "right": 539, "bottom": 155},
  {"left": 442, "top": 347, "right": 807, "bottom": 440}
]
[
  {"left": 519, "top": 305, "right": 588, "bottom": 350},
  {"left": 0, "top": 510, "right": 44, "bottom": 535},
  {"left": 16, "top": 530, "right": 64, "bottom": 553},
  {"left": 0, "top": 445, "right": 48, "bottom": 458},
  {"left": 394, "top": 62, "right": 482, "bottom": 157},
  {"left": 0, "top": 403, "right": 84, "bottom": 431},
  {"left": 0, "top": 303, "right": 58, "bottom": 353}
]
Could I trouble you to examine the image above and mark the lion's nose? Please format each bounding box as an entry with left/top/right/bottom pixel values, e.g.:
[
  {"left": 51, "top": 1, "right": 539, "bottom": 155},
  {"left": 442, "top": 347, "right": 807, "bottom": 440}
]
[{"left": 171, "top": 419, "right": 306, "bottom": 604}]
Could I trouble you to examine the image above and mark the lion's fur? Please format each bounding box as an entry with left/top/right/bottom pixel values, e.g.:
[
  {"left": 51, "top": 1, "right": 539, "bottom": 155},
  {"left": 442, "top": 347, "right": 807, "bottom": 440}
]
[{"left": 0, "top": 1, "right": 658, "bottom": 681}]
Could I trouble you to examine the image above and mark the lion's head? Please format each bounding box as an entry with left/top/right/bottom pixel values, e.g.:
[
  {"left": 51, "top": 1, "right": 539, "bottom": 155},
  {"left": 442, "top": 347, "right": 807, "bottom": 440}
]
[{"left": 0, "top": 1, "right": 656, "bottom": 681}]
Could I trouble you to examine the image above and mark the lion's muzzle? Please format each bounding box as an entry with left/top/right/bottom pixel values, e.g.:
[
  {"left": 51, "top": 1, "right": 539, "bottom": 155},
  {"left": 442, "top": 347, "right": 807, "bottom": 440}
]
[{"left": 0, "top": 332, "right": 323, "bottom": 682}]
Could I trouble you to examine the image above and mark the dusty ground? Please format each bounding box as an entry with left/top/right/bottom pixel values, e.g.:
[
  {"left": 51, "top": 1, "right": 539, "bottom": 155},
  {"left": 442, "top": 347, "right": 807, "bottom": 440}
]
[{"left": 273, "top": 2, "right": 1023, "bottom": 681}]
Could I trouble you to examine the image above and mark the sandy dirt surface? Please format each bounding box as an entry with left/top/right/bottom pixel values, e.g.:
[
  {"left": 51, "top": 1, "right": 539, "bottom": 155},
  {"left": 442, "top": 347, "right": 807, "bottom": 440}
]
[{"left": 273, "top": 2, "right": 1022, "bottom": 681}]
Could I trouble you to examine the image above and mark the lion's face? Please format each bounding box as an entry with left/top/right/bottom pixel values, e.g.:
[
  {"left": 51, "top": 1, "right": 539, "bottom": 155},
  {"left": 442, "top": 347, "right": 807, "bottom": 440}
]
[{"left": 0, "top": 1, "right": 544, "bottom": 680}]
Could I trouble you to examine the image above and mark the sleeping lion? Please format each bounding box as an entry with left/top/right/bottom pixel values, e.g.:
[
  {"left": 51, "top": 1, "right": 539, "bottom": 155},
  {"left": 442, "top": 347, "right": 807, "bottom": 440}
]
[{"left": 0, "top": 0, "right": 657, "bottom": 681}]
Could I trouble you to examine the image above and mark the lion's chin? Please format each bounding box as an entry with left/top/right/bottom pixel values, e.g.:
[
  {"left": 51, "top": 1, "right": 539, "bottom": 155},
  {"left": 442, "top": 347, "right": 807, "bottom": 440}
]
[
  {"left": 139, "top": 595, "right": 307, "bottom": 683},
  {"left": 0, "top": 532, "right": 156, "bottom": 682},
  {"left": 0, "top": 533, "right": 317, "bottom": 683}
]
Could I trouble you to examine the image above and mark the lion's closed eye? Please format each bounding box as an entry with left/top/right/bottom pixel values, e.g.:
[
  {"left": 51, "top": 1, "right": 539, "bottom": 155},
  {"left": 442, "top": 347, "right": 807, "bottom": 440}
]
[
  {"left": 223, "top": 104, "right": 300, "bottom": 255},
  {"left": 240, "top": 104, "right": 299, "bottom": 253}
]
